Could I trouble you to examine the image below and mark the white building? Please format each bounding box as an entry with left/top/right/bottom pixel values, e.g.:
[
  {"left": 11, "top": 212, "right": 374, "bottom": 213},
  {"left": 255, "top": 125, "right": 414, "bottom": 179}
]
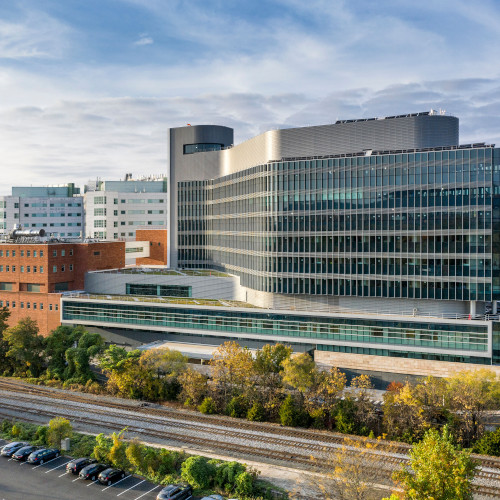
[
  {"left": 0, "top": 184, "right": 83, "bottom": 238},
  {"left": 84, "top": 174, "right": 168, "bottom": 241}
]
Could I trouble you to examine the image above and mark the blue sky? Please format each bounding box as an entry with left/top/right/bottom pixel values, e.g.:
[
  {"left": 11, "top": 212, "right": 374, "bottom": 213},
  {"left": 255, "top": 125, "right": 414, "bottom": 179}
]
[{"left": 0, "top": 0, "right": 500, "bottom": 192}]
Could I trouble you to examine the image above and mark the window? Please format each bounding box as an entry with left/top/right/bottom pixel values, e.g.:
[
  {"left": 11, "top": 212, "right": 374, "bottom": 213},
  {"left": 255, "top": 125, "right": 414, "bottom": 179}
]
[
  {"left": 27, "top": 302, "right": 30, "bottom": 309},
  {"left": 26, "top": 284, "right": 41, "bottom": 292},
  {"left": 0, "top": 266, "right": 2, "bottom": 272},
  {"left": 69, "top": 249, "right": 73, "bottom": 256},
  {"left": 40, "top": 250, "right": 44, "bottom": 257},
  {"left": 21, "top": 250, "right": 24, "bottom": 257},
  {"left": 49, "top": 304, "right": 53, "bottom": 311},
  {"left": 40, "top": 303, "right": 43, "bottom": 310},
  {"left": 52, "top": 250, "right": 57, "bottom": 257},
  {"left": 61, "top": 265, "right": 65, "bottom": 272},
  {"left": 40, "top": 266, "right": 44, "bottom": 273},
  {"left": 183, "top": 143, "right": 223, "bottom": 154},
  {"left": 33, "top": 266, "right": 37, "bottom": 273},
  {"left": 33, "top": 303, "right": 37, "bottom": 310},
  {"left": 61, "top": 249, "right": 65, "bottom": 257},
  {"left": 53, "top": 266, "right": 57, "bottom": 273},
  {"left": 93, "top": 251, "right": 100, "bottom": 256},
  {"left": 26, "top": 266, "right": 30, "bottom": 273},
  {"left": 55, "top": 304, "right": 59, "bottom": 311},
  {"left": 11, "top": 266, "right": 15, "bottom": 272},
  {"left": 33, "top": 250, "right": 37, "bottom": 257},
  {"left": 0, "top": 250, "right": 2, "bottom": 256},
  {"left": 12, "top": 250, "right": 15, "bottom": 257},
  {"left": 25, "top": 250, "right": 29, "bottom": 257},
  {"left": 6, "top": 251, "right": 9, "bottom": 257},
  {"left": 20, "top": 302, "right": 24, "bottom": 309},
  {"left": 94, "top": 196, "right": 106, "bottom": 204},
  {"left": 0, "top": 282, "right": 13, "bottom": 290},
  {"left": 69, "top": 264, "right": 73, "bottom": 271},
  {"left": 5, "top": 266, "right": 8, "bottom": 272},
  {"left": 20, "top": 266, "right": 24, "bottom": 273}
]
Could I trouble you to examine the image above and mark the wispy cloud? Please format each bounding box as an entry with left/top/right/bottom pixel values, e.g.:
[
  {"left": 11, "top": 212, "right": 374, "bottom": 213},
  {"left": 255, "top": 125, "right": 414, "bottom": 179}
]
[{"left": 134, "top": 33, "right": 153, "bottom": 46}]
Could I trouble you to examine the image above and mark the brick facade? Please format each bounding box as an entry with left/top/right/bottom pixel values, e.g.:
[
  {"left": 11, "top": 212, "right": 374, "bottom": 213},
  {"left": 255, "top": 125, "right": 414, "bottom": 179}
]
[
  {"left": 0, "top": 240, "right": 124, "bottom": 336},
  {"left": 135, "top": 229, "right": 168, "bottom": 266}
]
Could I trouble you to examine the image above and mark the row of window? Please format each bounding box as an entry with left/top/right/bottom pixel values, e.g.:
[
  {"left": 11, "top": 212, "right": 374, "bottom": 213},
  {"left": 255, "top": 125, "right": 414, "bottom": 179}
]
[
  {"left": 0, "top": 300, "right": 58, "bottom": 311},
  {"left": 0, "top": 248, "right": 74, "bottom": 258},
  {"left": 93, "top": 197, "right": 166, "bottom": 205}
]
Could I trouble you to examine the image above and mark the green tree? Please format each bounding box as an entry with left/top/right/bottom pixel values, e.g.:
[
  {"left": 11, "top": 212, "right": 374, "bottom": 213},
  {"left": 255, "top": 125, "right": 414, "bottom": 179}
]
[
  {"left": 47, "top": 417, "right": 72, "bottom": 448},
  {"left": 252, "top": 343, "right": 292, "bottom": 419},
  {"left": 180, "top": 455, "right": 216, "bottom": 489},
  {"left": 108, "top": 429, "right": 130, "bottom": 470},
  {"left": 45, "top": 325, "right": 85, "bottom": 379},
  {"left": 0, "top": 306, "right": 13, "bottom": 375},
  {"left": 93, "top": 433, "right": 112, "bottom": 462},
  {"left": 64, "top": 331, "right": 104, "bottom": 383},
  {"left": 4, "top": 317, "right": 46, "bottom": 377},
  {"left": 198, "top": 396, "right": 217, "bottom": 414},
  {"left": 390, "top": 426, "right": 477, "bottom": 500},
  {"left": 98, "top": 344, "right": 129, "bottom": 372},
  {"left": 247, "top": 401, "right": 265, "bottom": 422},
  {"left": 125, "top": 439, "right": 146, "bottom": 470},
  {"left": 282, "top": 353, "right": 318, "bottom": 395},
  {"left": 473, "top": 427, "right": 500, "bottom": 456}
]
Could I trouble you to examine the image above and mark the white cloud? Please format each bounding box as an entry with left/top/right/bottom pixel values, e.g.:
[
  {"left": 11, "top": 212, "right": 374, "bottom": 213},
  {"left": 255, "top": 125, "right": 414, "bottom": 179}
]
[
  {"left": 134, "top": 34, "right": 153, "bottom": 46},
  {"left": 0, "top": 10, "right": 71, "bottom": 59}
]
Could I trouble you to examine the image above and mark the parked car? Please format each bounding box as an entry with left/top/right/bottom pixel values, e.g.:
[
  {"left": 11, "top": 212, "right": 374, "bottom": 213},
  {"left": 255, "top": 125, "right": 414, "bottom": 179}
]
[
  {"left": 66, "top": 457, "right": 97, "bottom": 474},
  {"left": 98, "top": 467, "right": 126, "bottom": 485},
  {"left": 12, "top": 445, "right": 39, "bottom": 462},
  {"left": 201, "top": 495, "right": 225, "bottom": 500},
  {"left": 1, "top": 442, "right": 29, "bottom": 457},
  {"left": 27, "top": 448, "right": 60, "bottom": 464},
  {"left": 156, "top": 484, "right": 193, "bottom": 500},
  {"left": 79, "top": 463, "right": 109, "bottom": 481}
]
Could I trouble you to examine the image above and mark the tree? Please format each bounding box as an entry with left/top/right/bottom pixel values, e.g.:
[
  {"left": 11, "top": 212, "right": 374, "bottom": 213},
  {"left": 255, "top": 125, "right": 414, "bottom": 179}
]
[
  {"left": 4, "top": 317, "right": 46, "bottom": 377},
  {"left": 210, "top": 341, "right": 253, "bottom": 403},
  {"left": 306, "top": 367, "right": 347, "bottom": 429},
  {"left": 64, "top": 331, "right": 104, "bottom": 383},
  {"left": 413, "top": 375, "right": 450, "bottom": 428},
  {"left": 383, "top": 382, "right": 428, "bottom": 442},
  {"left": 282, "top": 352, "right": 318, "bottom": 395},
  {"left": 446, "top": 369, "right": 500, "bottom": 447},
  {"left": 98, "top": 344, "right": 129, "bottom": 372},
  {"left": 47, "top": 417, "right": 72, "bottom": 448},
  {"left": 252, "top": 343, "right": 293, "bottom": 419},
  {"left": 0, "top": 306, "right": 13, "bottom": 375},
  {"left": 178, "top": 367, "right": 208, "bottom": 406},
  {"left": 311, "top": 435, "right": 391, "bottom": 500},
  {"left": 390, "top": 426, "right": 477, "bottom": 500},
  {"left": 350, "top": 374, "right": 378, "bottom": 435},
  {"left": 45, "top": 325, "right": 85, "bottom": 379},
  {"left": 180, "top": 455, "right": 216, "bottom": 489},
  {"left": 108, "top": 429, "right": 130, "bottom": 470}
]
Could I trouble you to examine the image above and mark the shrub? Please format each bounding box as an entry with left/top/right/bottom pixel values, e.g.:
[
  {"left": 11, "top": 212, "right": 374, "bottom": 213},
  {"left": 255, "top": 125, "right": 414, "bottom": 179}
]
[
  {"left": 226, "top": 395, "right": 249, "bottom": 419},
  {"left": 198, "top": 397, "right": 217, "bottom": 415},
  {"left": 47, "top": 417, "right": 72, "bottom": 448},
  {"left": 214, "top": 461, "right": 246, "bottom": 492},
  {"left": 235, "top": 470, "right": 255, "bottom": 496},
  {"left": 93, "top": 433, "right": 112, "bottom": 462},
  {"left": 180, "top": 455, "right": 216, "bottom": 489},
  {"left": 247, "top": 402, "right": 265, "bottom": 422},
  {"left": 473, "top": 428, "right": 500, "bottom": 456},
  {"left": 34, "top": 426, "right": 48, "bottom": 445},
  {"left": 279, "top": 395, "right": 298, "bottom": 426},
  {"left": 1, "top": 420, "right": 13, "bottom": 435}
]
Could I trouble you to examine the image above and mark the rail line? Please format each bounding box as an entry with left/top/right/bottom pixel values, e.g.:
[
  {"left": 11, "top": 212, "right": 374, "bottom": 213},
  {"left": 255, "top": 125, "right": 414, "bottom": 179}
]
[{"left": 1, "top": 378, "right": 500, "bottom": 497}]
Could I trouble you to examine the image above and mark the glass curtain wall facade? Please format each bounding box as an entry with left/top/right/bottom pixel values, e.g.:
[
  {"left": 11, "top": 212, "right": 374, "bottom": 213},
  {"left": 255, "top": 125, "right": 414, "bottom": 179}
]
[{"left": 178, "top": 146, "right": 500, "bottom": 302}]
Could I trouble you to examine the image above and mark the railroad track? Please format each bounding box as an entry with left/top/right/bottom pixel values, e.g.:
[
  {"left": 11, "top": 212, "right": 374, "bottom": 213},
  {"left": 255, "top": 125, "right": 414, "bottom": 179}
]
[{"left": 1, "top": 378, "right": 500, "bottom": 497}]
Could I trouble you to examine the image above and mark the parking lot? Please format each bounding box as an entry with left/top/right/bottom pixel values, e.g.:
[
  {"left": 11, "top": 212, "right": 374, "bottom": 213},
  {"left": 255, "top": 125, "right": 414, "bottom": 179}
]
[{"left": 0, "top": 439, "right": 163, "bottom": 500}]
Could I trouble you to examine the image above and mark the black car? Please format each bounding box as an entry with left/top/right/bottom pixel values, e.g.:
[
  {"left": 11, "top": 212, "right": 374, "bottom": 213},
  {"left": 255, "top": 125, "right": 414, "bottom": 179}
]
[
  {"left": 79, "top": 463, "right": 109, "bottom": 481},
  {"left": 1, "top": 441, "right": 29, "bottom": 457},
  {"left": 156, "top": 484, "right": 193, "bottom": 500},
  {"left": 27, "top": 448, "right": 60, "bottom": 464},
  {"left": 12, "top": 446, "right": 39, "bottom": 462},
  {"left": 98, "top": 467, "right": 126, "bottom": 485},
  {"left": 66, "top": 457, "right": 97, "bottom": 474}
]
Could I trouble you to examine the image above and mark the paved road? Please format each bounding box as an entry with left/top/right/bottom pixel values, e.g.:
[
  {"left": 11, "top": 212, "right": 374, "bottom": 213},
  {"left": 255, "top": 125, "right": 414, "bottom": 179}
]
[{"left": 0, "top": 439, "right": 163, "bottom": 500}]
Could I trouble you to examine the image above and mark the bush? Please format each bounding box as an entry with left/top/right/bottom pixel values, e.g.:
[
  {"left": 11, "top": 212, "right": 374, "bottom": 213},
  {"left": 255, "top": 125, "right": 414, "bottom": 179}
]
[
  {"left": 279, "top": 395, "right": 298, "bottom": 427},
  {"left": 181, "top": 455, "right": 216, "bottom": 489},
  {"left": 214, "top": 461, "right": 246, "bottom": 492},
  {"left": 226, "top": 395, "right": 249, "bottom": 418},
  {"left": 473, "top": 428, "right": 500, "bottom": 456},
  {"left": 247, "top": 402, "right": 265, "bottom": 422},
  {"left": 198, "top": 397, "right": 217, "bottom": 415},
  {"left": 47, "top": 417, "right": 72, "bottom": 448},
  {"left": 71, "top": 434, "right": 96, "bottom": 457},
  {"left": 34, "top": 426, "right": 48, "bottom": 445},
  {"left": 235, "top": 470, "right": 255, "bottom": 496}
]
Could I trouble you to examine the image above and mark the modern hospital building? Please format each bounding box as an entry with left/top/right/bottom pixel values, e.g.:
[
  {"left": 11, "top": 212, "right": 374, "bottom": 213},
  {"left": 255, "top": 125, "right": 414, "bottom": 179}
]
[{"left": 60, "top": 111, "right": 500, "bottom": 381}]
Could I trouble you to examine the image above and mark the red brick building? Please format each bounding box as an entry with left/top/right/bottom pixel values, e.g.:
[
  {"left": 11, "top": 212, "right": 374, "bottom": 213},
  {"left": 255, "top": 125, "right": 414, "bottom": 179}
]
[
  {"left": 135, "top": 229, "right": 168, "bottom": 266},
  {"left": 0, "top": 240, "right": 124, "bottom": 335}
]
